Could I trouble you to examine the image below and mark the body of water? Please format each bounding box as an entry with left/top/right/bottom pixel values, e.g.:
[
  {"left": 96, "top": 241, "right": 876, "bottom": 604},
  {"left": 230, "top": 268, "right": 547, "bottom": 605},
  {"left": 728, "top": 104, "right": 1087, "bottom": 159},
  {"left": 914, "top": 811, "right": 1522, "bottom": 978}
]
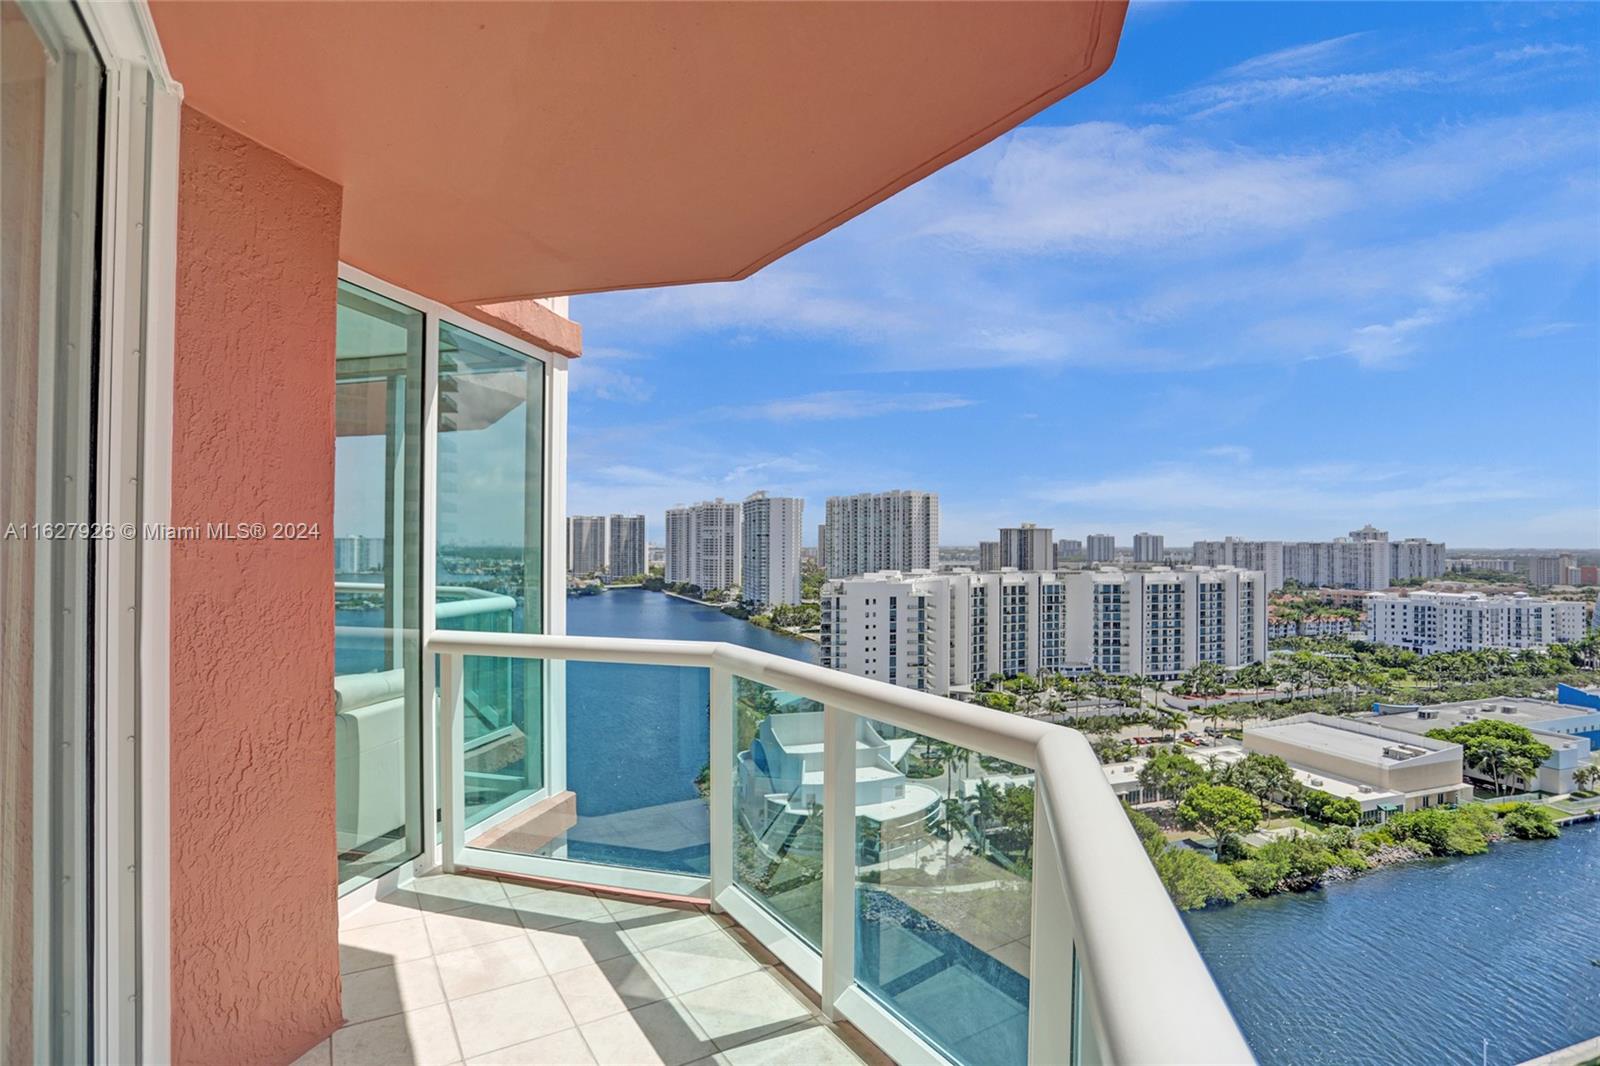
[
  {"left": 558, "top": 589, "right": 817, "bottom": 872},
  {"left": 1186, "top": 821, "right": 1600, "bottom": 1066}
]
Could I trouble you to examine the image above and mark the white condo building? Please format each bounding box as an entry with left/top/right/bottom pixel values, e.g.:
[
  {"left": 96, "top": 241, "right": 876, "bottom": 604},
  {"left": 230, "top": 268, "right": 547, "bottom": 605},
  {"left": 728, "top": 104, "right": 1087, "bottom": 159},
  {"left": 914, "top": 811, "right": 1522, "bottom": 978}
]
[
  {"left": 1194, "top": 529, "right": 1445, "bottom": 592},
  {"left": 742, "top": 492, "right": 804, "bottom": 606},
  {"left": 1132, "top": 533, "right": 1164, "bottom": 564},
  {"left": 820, "top": 566, "right": 1266, "bottom": 694},
  {"left": 1366, "top": 591, "right": 1588, "bottom": 654},
  {"left": 1390, "top": 538, "right": 1448, "bottom": 581},
  {"left": 998, "top": 524, "right": 1054, "bottom": 570},
  {"left": 606, "top": 514, "right": 646, "bottom": 579},
  {"left": 1086, "top": 534, "right": 1115, "bottom": 563},
  {"left": 567, "top": 515, "right": 607, "bottom": 577},
  {"left": 822, "top": 490, "right": 939, "bottom": 578},
  {"left": 333, "top": 535, "right": 387, "bottom": 574},
  {"left": 665, "top": 499, "right": 742, "bottom": 592}
]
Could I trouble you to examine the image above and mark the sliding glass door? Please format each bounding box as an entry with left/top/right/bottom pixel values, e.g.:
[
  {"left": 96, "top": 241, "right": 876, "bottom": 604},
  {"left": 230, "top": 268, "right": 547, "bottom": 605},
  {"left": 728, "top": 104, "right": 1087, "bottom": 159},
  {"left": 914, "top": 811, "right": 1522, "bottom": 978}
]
[
  {"left": 436, "top": 324, "right": 546, "bottom": 830},
  {"left": 333, "top": 270, "right": 555, "bottom": 893},
  {"left": 333, "top": 281, "right": 424, "bottom": 890}
]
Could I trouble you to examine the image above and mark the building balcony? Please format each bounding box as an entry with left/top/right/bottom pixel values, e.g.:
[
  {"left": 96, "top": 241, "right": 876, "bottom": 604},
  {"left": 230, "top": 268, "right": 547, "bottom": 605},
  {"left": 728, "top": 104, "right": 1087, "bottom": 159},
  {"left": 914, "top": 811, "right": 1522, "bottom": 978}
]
[{"left": 0, "top": 2, "right": 1264, "bottom": 1063}]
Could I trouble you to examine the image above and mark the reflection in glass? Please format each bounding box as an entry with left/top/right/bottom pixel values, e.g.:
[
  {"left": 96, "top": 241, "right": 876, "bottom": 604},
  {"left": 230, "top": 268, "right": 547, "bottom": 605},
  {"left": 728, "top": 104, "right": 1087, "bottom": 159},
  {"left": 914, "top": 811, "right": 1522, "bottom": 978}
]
[
  {"left": 470, "top": 658, "right": 710, "bottom": 877},
  {"left": 854, "top": 731, "right": 1035, "bottom": 1064},
  {"left": 436, "top": 324, "right": 545, "bottom": 827},
  {"left": 732, "top": 677, "right": 828, "bottom": 946},
  {"left": 334, "top": 281, "right": 424, "bottom": 890}
]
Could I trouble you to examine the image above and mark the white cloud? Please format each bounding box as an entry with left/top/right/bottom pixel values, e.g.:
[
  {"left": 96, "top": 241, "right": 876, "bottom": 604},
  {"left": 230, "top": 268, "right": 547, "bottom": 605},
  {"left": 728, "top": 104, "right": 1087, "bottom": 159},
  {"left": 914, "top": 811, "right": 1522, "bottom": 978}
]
[
  {"left": 568, "top": 346, "right": 652, "bottom": 402},
  {"left": 917, "top": 123, "right": 1351, "bottom": 254},
  {"left": 1033, "top": 462, "right": 1551, "bottom": 521},
  {"left": 721, "top": 391, "right": 973, "bottom": 423},
  {"left": 1203, "top": 445, "right": 1253, "bottom": 464},
  {"left": 1218, "top": 33, "right": 1371, "bottom": 78},
  {"left": 1171, "top": 68, "right": 1434, "bottom": 117}
]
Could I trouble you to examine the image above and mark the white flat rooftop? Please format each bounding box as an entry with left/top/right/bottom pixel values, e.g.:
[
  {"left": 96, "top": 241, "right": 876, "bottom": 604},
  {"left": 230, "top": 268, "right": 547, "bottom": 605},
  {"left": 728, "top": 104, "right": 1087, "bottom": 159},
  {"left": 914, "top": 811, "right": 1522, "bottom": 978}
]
[{"left": 1247, "top": 715, "right": 1449, "bottom": 767}]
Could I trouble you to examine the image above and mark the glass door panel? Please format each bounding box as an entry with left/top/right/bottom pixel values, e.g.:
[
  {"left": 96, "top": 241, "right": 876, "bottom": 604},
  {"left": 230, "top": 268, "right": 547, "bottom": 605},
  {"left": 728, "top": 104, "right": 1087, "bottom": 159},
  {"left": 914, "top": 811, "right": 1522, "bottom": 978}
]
[
  {"left": 436, "top": 323, "right": 545, "bottom": 829},
  {"left": 334, "top": 281, "right": 424, "bottom": 890}
]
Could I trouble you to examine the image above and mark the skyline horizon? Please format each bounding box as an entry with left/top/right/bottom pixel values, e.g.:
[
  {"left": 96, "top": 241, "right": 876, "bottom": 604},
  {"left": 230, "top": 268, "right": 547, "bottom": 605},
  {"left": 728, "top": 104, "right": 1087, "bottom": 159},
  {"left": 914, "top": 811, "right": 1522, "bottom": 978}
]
[{"left": 566, "top": 2, "right": 1599, "bottom": 554}]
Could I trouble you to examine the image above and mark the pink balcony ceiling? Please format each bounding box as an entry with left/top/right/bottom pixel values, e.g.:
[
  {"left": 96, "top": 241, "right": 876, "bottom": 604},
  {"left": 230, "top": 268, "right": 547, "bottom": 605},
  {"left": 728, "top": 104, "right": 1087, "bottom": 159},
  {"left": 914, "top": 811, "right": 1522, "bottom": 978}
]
[{"left": 150, "top": 0, "right": 1126, "bottom": 306}]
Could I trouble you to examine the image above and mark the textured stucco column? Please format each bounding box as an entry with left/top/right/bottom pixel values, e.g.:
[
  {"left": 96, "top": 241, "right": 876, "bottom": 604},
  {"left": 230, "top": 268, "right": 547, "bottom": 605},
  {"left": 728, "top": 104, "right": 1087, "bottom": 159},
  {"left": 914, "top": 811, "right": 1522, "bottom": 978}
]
[{"left": 171, "top": 105, "right": 342, "bottom": 1065}]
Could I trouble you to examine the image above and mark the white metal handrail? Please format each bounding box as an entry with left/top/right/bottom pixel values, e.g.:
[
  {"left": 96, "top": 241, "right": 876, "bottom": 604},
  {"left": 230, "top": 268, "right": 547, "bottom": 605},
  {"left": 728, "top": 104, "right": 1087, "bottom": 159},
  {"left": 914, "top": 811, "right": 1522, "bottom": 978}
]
[{"left": 427, "top": 630, "right": 1254, "bottom": 1066}]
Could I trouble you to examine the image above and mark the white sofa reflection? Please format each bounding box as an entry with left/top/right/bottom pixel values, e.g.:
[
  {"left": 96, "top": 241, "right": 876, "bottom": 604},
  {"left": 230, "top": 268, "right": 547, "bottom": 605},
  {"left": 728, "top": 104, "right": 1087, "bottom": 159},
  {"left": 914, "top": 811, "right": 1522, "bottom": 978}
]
[{"left": 334, "top": 668, "right": 408, "bottom": 854}]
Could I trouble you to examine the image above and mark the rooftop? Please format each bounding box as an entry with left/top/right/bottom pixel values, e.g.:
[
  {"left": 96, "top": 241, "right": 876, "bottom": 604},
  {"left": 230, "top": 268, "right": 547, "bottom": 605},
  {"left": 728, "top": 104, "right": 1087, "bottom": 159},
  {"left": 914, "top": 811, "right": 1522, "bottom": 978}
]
[{"left": 1245, "top": 714, "right": 1455, "bottom": 767}]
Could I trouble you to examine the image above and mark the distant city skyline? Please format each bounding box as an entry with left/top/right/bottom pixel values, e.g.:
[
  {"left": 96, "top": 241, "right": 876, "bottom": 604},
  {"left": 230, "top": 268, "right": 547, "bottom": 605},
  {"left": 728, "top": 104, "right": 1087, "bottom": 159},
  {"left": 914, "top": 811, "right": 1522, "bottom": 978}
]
[{"left": 566, "top": 3, "right": 1599, "bottom": 550}]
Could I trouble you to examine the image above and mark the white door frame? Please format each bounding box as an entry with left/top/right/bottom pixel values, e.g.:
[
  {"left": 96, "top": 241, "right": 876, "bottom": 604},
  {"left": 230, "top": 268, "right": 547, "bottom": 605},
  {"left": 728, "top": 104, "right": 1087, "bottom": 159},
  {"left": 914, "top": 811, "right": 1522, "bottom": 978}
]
[
  {"left": 70, "top": 0, "right": 181, "bottom": 1062},
  {"left": 336, "top": 263, "right": 572, "bottom": 875}
]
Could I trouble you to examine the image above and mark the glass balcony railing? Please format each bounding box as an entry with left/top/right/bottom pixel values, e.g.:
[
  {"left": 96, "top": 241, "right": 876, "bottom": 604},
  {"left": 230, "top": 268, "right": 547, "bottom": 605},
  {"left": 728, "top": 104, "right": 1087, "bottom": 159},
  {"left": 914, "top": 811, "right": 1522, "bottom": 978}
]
[{"left": 428, "top": 631, "right": 1254, "bottom": 1066}]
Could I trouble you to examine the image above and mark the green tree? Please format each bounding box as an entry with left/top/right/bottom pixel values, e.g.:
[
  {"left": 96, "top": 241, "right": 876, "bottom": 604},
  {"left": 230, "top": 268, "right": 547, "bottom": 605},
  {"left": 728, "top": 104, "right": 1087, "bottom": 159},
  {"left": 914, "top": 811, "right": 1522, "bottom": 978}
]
[
  {"left": 1216, "top": 752, "right": 1297, "bottom": 806},
  {"left": 1425, "top": 720, "right": 1554, "bottom": 794},
  {"left": 1138, "top": 748, "right": 1207, "bottom": 802},
  {"left": 1176, "top": 783, "right": 1262, "bottom": 851},
  {"left": 1500, "top": 803, "right": 1560, "bottom": 840},
  {"left": 1152, "top": 847, "right": 1247, "bottom": 909},
  {"left": 1572, "top": 764, "right": 1600, "bottom": 795}
]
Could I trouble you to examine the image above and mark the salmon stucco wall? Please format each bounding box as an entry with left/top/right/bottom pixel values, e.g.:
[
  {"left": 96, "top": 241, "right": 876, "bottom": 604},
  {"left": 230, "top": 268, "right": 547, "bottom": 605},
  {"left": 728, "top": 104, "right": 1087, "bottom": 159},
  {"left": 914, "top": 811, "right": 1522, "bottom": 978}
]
[{"left": 171, "top": 105, "right": 342, "bottom": 1065}]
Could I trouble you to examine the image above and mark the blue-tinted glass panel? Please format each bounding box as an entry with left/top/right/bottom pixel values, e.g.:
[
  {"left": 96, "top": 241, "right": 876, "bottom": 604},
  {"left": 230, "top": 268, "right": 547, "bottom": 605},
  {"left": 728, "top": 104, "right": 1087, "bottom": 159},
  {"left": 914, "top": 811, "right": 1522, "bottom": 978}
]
[
  {"left": 334, "top": 280, "right": 424, "bottom": 890},
  {"left": 854, "top": 732, "right": 1034, "bottom": 1064},
  {"left": 733, "top": 677, "right": 826, "bottom": 946},
  {"left": 472, "top": 659, "right": 711, "bottom": 876},
  {"left": 436, "top": 324, "right": 545, "bottom": 826}
]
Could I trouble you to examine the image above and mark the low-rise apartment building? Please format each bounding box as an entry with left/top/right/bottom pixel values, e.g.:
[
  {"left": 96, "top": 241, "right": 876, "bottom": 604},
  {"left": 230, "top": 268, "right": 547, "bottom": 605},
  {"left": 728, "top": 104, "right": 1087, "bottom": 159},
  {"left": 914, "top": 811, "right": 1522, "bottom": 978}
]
[
  {"left": 1366, "top": 590, "right": 1588, "bottom": 653},
  {"left": 820, "top": 565, "right": 1266, "bottom": 693}
]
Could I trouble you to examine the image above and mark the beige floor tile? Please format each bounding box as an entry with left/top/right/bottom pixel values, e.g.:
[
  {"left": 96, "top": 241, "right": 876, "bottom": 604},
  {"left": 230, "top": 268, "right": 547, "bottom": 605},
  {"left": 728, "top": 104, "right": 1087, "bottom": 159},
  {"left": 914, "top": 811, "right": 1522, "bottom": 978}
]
[
  {"left": 342, "top": 896, "right": 432, "bottom": 931},
  {"left": 526, "top": 918, "right": 634, "bottom": 974},
  {"left": 288, "top": 1037, "right": 332, "bottom": 1066},
  {"left": 403, "top": 873, "right": 511, "bottom": 913},
  {"left": 618, "top": 911, "right": 723, "bottom": 953},
  {"left": 340, "top": 918, "right": 434, "bottom": 975},
  {"left": 675, "top": 970, "right": 815, "bottom": 1051},
  {"left": 447, "top": 976, "right": 577, "bottom": 1060},
  {"left": 505, "top": 887, "right": 614, "bottom": 931},
  {"left": 331, "top": 1003, "right": 462, "bottom": 1066},
  {"left": 578, "top": 999, "right": 715, "bottom": 1066},
  {"left": 552, "top": 954, "right": 670, "bottom": 1025},
  {"left": 342, "top": 957, "right": 447, "bottom": 1025},
  {"left": 642, "top": 931, "right": 761, "bottom": 998},
  {"left": 434, "top": 935, "right": 549, "bottom": 1000},
  {"left": 464, "top": 1028, "right": 596, "bottom": 1066},
  {"left": 716, "top": 1022, "right": 865, "bottom": 1065},
  {"left": 423, "top": 903, "right": 527, "bottom": 955}
]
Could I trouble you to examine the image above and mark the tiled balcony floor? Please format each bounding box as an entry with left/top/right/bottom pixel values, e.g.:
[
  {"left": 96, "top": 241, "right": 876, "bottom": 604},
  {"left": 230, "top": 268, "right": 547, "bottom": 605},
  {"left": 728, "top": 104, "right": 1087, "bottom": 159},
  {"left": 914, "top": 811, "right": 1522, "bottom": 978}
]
[{"left": 296, "top": 872, "right": 888, "bottom": 1066}]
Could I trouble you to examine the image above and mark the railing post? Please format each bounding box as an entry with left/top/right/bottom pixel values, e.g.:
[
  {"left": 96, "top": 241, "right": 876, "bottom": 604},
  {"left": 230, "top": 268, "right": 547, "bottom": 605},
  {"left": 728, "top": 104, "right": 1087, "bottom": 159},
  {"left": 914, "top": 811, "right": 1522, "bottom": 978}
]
[
  {"left": 1029, "top": 773, "right": 1076, "bottom": 1066},
  {"left": 438, "top": 650, "right": 466, "bottom": 872},
  {"left": 820, "top": 704, "right": 857, "bottom": 1018},
  {"left": 708, "top": 664, "right": 733, "bottom": 910}
]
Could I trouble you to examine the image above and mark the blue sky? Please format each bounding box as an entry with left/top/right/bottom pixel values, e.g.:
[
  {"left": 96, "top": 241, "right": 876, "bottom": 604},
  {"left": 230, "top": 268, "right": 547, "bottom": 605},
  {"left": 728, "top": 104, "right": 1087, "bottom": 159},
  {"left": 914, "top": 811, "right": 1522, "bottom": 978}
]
[{"left": 569, "top": 1, "right": 1600, "bottom": 551}]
